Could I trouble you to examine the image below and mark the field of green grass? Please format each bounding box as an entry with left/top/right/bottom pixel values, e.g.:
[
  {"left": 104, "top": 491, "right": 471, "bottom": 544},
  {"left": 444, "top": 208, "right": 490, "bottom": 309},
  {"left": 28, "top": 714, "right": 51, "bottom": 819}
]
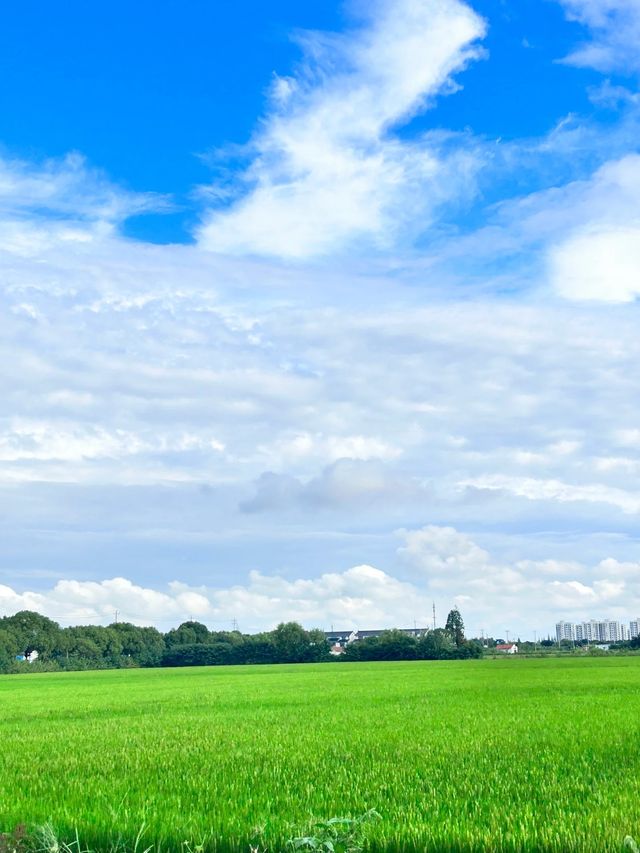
[{"left": 1, "top": 657, "right": 640, "bottom": 852}]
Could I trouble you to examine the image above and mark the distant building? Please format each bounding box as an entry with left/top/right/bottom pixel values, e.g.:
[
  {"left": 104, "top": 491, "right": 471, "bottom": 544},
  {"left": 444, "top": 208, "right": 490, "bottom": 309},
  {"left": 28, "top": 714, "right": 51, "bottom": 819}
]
[
  {"left": 324, "top": 629, "right": 357, "bottom": 647},
  {"left": 324, "top": 627, "right": 429, "bottom": 648},
  {"left": 630, "top": 619, "right": 640, "bottom": 639},
  {"left": 496, "top": 643, "right": 518, "bottom": 654},
  {"left": 555, "top": 619, "right": 631, "bottom": 643},
  {"left": 556, "top": 621, "right": 576, "bottom": 643}
]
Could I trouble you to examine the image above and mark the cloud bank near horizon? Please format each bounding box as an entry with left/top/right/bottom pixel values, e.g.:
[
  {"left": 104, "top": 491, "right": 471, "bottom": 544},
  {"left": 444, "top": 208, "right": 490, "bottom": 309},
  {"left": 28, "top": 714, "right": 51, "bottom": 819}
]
[{"left": 2, "top": 525, "right": 639, "bottom": 635}]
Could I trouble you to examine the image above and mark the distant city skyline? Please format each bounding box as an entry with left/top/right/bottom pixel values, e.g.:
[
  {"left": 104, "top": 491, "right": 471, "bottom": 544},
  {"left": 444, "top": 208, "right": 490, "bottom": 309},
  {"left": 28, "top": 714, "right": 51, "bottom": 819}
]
[{"left": 556, "top": 619, "right": 640, "bottom": 644}]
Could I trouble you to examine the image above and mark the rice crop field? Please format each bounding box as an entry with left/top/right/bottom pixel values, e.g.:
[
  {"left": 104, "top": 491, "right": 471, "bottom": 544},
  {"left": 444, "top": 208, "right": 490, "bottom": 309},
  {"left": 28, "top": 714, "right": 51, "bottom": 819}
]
[{"left": 1, "top": 657, "right": 640, "bottom": 852}]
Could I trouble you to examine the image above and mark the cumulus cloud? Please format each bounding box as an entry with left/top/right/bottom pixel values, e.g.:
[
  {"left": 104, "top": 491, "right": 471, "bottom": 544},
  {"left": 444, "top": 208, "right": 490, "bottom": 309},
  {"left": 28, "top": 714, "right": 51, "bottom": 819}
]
[
  {"left": 546, "top": 155, "right": 640, "bottom": 301},
  {"left": 559, "top": 0, "right": 640, "bottom": 73},
  {"left": 241, "top": 458, "right": 424, "bottom": 512},
  {"left": 397, "top": 525, "right": 491, "bottom": 574},
  {"left": 197, "top": 0, "right": 486, "bottom": 259},
  {"left": 550, "top": 227, "right": 640, "bottom": 302},
  {"left": 398, "top": 525, "right": 640, "bottom": 626}
]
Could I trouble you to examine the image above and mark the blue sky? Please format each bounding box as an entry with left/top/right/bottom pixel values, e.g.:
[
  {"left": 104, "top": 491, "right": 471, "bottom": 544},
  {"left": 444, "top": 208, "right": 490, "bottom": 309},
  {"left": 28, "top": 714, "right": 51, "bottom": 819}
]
[{"left": 1, "top": 0, "right": 640, "bottom": 636}]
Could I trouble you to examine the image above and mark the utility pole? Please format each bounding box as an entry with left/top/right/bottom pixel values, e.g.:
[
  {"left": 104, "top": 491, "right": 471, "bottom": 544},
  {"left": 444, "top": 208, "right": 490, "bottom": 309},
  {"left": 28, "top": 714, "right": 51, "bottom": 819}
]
[
  {"left": 232, "top": 617, "right": 238, "bottom": 632},
  {"left": 506, "top": 629, "right": 510, "bottom": 644},
  {"left": 432, "top": 602, "right": 436, "bottom": 631},
  {"left": 114, "top": 610, "right": 119, "bottom": 624}
]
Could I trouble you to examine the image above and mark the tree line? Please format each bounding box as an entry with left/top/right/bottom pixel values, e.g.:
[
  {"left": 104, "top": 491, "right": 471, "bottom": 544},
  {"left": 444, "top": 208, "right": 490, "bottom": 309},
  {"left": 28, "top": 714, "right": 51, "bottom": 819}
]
[{"left": 0, "top": 608, "right": 481, "bottom": 674}]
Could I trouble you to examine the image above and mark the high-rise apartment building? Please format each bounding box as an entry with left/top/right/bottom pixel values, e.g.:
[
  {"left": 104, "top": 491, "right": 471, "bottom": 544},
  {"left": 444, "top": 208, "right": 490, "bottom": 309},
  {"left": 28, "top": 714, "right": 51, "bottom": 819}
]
[
  {"left": 555, "top": 621, "right": 577, "bottom": 643},
  {"left": 555, "top": 619, "right": 630, "bottom": 643}
]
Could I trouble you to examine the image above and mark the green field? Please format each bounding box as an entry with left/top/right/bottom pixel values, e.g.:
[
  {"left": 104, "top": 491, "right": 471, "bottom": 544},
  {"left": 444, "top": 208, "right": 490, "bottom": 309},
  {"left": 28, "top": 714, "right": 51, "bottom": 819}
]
[{"left": 1, "top": 657, "right": 640, "bottom": 852}]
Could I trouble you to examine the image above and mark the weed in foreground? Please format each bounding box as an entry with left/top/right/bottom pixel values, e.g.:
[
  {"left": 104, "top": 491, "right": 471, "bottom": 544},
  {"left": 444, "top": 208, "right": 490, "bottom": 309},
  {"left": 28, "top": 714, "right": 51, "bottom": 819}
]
[{"left": 286, "top": 810, "right": 381, "bottom": 853}]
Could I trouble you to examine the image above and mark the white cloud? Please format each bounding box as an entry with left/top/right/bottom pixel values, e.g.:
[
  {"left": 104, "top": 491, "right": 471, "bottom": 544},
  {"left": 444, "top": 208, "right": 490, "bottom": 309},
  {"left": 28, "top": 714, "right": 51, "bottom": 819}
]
[
  {"left": 559, "top": 0, "right": 640, "bottom": 72},
  {"left": 461, "top": 474, "right": 640, "bottom": 515},
  {"left": 0, "top": 420, "right": 224, "bottom": 464},
  {"left": 0, "top": 152, "right": 166, "bottom": 230},
  {"left": 614, "top": 428, "right": 640, "bottom": 447},
  {"left": 198, "top": 0, "right": 486, "bottom": 259},
  {"left": 547, "top": 155, "right": 640, "bottom": 301},
  {"left": 455, "top": 151, "right": 640, "bottom": 302},
  {"left": 550, "top": 226, "right": 640, "bottom": 302},
  {"left": 242, "top": 458, "right": 423, "bottom": 512},
  {"left": 398, "top": 525, "right": 640, "bottom": 626},
  {"left": 397, "top": 525, "right": 491, "bottom": 574},
  {"left": 255, "top": 432, "right": 403, "bottom": 476}
]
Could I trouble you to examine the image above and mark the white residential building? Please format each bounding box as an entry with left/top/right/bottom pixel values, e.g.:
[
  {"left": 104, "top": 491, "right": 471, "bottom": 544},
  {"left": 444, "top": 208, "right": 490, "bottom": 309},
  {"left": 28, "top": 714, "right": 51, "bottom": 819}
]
[
  {"left": 600, "top": 620, "right": 627, "bottom": 642},
  {"left": 556, "top": 621, "right": 576, "bottom": 643},
  {"left": 555, "top": 618, "right": 630, "bottom": 643},
  {"left": 583, "top": 620, "right": 602, "bottom": 642}
]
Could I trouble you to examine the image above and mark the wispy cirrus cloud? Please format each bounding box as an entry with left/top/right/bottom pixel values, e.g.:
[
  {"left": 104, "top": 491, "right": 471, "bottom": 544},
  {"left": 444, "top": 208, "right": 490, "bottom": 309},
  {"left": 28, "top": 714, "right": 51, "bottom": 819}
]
[
  {"left": 0, "top": 152, "right": 167, "bottom": 223},
  {"left": 0, "top": 152, "right": 170, "bottom": 258},
  {"left": 460, "top": 475, "right": 640, "bottom": 516},
  {"left": 559, "top": 0, "right": 640, "bottom": 73},
  {"left": 197, "top": 0, "right": 486, "bottom": 259},
  {"left": 440, "top": 150, "right": 640, "bottom": 302}
]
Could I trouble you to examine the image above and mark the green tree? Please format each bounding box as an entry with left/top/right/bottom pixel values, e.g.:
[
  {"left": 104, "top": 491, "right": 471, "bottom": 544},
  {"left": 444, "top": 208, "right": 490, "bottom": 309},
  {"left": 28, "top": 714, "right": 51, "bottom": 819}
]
[
  {"left": 272, "top": 622, "right": 311, "bottom": 663},
  {"left": 445, "top": 608, "right": 465, "bottom": 648},
  {"left": 0, "top": 628, "right": 19, "bottom": 671},
  {"left": 240, "top": 634, "right": 278, "bottom": 664},
  {"left": 111, "top": 622, "right": 165, "bottom": 667},
  {"left": 417, "top": 628, "right": 455, "bottom": 659},
  {"left": 164, "top": 620, "right": 210, "bottom": 648},
  {"left": 58, "top": 626, "right": 123, "bottom": 666},
  {"left": 3, "top": 611, "right": 60, "bottom": 660},
  {"left": 374, "top": 630, "right": 417, "bottom": 660},
  {"left": 162, "top": 642, "right": 235, "bottom": 667},
  {"left": 342, "top": 631, "right": 417, "bottom": 662},
  {"left": 306, "top": 628, "right": 331, "bottom": 662},
  {"left": 268, "top": 622, "right": 329, "bottom": 663}
]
